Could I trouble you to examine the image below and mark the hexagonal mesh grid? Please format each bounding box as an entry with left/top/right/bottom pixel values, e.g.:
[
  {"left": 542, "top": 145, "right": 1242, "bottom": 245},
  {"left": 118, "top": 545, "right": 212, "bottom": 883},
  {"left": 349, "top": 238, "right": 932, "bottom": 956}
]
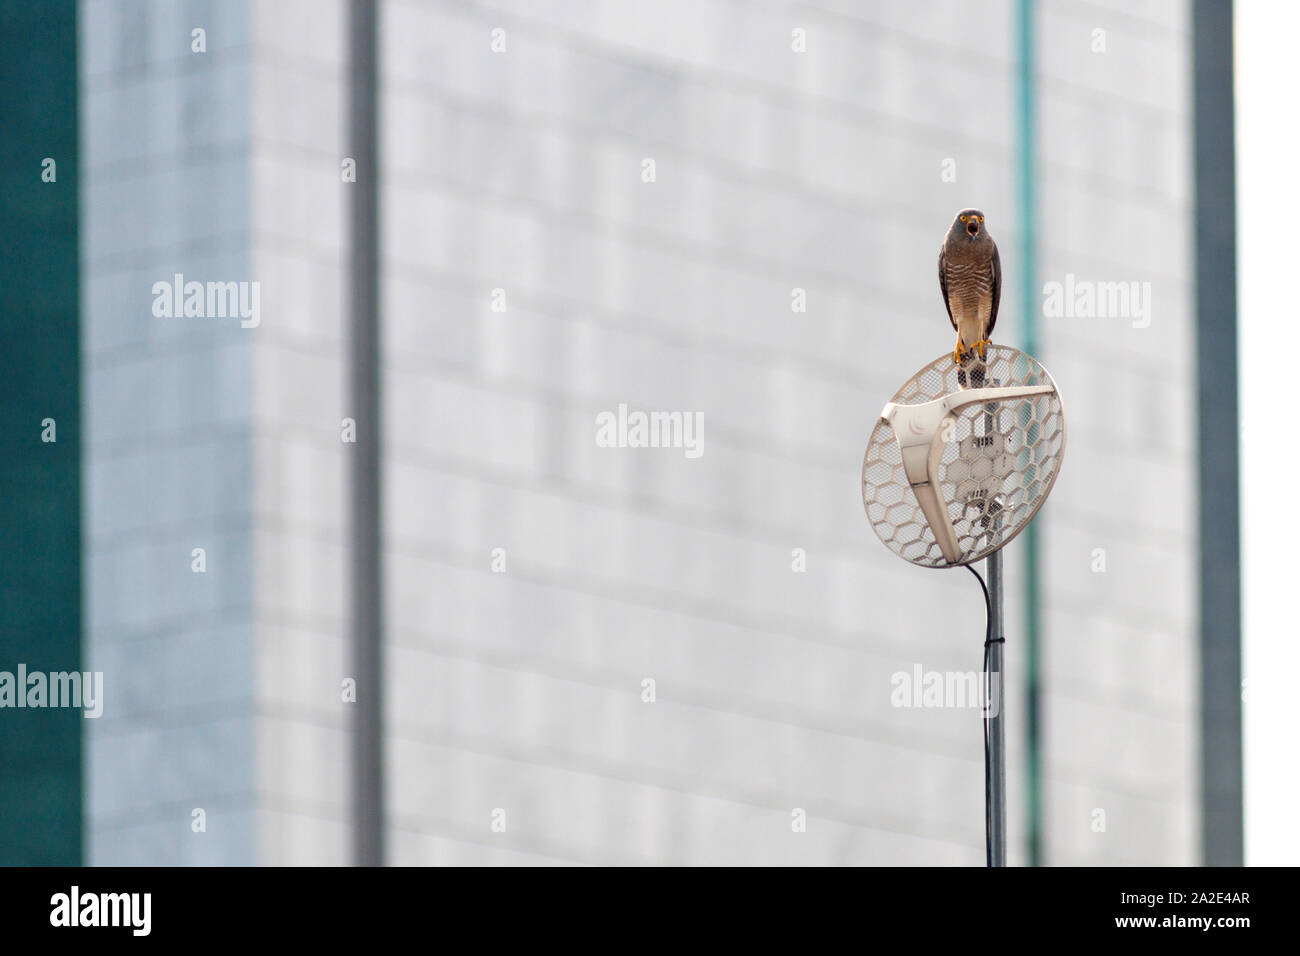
[{"left": 862, "top": 345, "right": 1066, "bottom": 568}]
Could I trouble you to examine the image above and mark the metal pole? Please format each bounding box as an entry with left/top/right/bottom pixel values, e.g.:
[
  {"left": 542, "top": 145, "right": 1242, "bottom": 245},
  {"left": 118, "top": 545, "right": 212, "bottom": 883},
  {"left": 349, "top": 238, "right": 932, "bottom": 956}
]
[{"left": 987, "top": 549, "right": 1007, "bottom": 867}]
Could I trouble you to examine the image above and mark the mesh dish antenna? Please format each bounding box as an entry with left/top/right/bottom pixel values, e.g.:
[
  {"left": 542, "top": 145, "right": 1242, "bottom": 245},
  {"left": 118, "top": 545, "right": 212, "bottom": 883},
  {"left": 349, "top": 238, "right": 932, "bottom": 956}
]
[{"left": 862, "top": 345, "right": 1066, "bottom": 567}]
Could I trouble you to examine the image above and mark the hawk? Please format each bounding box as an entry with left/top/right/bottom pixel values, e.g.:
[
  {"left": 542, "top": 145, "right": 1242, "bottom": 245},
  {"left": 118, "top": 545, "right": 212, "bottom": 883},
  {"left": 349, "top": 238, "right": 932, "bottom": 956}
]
[{"left": 938, "top": 208, "right": 1001, "bottom": 367}]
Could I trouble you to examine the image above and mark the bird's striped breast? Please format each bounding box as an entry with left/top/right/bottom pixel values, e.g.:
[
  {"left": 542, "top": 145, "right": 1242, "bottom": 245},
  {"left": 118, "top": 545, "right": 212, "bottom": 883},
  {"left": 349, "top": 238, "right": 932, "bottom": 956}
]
[{"left": 944, "top": 261, "right": 993, "bottom": 289}]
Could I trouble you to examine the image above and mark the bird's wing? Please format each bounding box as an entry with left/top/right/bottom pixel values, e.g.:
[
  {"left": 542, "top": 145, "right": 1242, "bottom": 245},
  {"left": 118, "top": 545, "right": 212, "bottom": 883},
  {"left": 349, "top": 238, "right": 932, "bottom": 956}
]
[
  {"left": 938, "top": 248, "right": 956, "bottom": 331},
  {"left": 987, "top": 243, "right": 1002, "bottom": 339}
]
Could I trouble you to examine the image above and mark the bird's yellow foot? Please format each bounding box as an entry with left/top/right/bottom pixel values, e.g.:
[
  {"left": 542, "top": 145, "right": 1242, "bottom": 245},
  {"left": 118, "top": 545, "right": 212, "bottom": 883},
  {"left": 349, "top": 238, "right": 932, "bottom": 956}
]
[
  {"left": 973, "top": 338, "right": 990, "bottom": 360},
  {"left": 953, "top": 340, "right": 968, "bottom": 366}
]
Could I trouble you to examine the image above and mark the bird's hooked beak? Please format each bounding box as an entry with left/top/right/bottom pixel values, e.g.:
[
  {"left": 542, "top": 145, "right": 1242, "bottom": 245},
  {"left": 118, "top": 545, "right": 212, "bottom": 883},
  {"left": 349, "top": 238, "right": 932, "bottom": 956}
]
[{"left": 966, "top": 218, "right": 980, "bottom": 237}]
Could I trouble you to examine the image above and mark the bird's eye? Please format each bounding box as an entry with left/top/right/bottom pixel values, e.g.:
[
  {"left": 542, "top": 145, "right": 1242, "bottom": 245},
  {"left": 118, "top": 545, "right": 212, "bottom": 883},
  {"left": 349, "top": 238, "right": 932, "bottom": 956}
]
[
  {"left": 979, "top": 216, "right": 984, "bottom": 223},
  {"left": 960, "top": 215, "right": 967, "bottom": 222}
]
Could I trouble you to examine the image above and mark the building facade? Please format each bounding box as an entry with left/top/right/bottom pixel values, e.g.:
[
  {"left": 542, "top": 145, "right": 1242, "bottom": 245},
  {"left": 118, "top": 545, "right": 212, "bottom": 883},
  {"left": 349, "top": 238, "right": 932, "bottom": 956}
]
[{"left": 78, "top": 0, "right": 1199, "bottom": 865}]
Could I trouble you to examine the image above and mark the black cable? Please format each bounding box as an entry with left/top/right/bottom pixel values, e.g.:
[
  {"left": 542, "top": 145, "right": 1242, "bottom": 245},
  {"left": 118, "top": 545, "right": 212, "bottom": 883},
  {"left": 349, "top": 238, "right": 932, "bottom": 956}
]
[{"left": 964, "top": 563, "right": 1000, "bottom": 867}]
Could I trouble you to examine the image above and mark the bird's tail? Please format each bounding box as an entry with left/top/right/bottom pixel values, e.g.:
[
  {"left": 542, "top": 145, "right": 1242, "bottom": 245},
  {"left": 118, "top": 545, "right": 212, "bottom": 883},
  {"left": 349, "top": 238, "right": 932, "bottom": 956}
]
[{"left": 957, "top": 354, "right": 987, "bottom": 389}]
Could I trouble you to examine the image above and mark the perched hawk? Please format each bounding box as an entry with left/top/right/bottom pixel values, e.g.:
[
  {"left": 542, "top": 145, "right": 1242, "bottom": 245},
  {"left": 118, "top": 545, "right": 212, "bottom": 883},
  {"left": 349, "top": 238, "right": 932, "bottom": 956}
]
[{"left": 938, "top": 208, "right": 1001, "bottom": 367}]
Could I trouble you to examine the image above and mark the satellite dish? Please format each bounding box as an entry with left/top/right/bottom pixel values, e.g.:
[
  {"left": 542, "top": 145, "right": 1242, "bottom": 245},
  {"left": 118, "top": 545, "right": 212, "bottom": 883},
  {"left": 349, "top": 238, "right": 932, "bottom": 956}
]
[{"left": 862, "top": 345, "right": 1066, "bottom": 568}]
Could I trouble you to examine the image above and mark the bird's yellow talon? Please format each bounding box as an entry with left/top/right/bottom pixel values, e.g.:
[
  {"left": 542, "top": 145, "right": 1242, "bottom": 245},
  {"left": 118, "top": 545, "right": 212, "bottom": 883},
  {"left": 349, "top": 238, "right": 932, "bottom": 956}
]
[{"left": 953, "top": 341, "right": 967, "bottom": 366}]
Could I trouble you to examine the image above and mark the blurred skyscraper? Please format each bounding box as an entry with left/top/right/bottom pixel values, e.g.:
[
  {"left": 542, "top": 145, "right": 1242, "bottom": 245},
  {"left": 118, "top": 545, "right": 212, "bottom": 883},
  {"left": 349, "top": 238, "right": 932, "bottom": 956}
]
[{"left": 56, "top": 0, "right": 1220, "bottom": 865}]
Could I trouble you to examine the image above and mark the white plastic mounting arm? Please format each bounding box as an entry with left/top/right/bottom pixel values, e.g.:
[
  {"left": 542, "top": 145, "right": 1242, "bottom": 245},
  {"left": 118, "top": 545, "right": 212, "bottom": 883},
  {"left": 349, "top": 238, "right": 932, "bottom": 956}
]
[{"left": 880, "top": 385, "right": 1054, "bottom": 564}]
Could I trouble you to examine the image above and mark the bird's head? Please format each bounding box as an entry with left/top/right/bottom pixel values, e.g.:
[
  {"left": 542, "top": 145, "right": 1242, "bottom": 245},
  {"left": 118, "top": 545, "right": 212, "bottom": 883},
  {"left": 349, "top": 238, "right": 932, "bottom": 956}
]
[{"left": 952, "top": 208, "right": 987, "bottom": 240}]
